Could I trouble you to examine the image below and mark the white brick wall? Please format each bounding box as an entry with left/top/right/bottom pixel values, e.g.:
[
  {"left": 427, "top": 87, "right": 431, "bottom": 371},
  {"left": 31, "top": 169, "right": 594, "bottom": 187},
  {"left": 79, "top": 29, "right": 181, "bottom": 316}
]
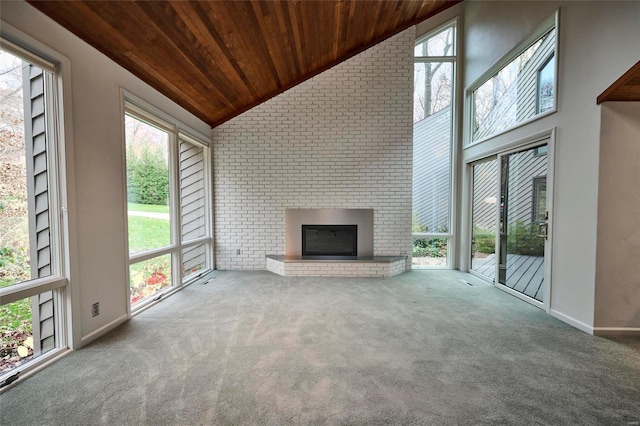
[{"left": 213, "top": 28, "right": 415, "bottom": 270}]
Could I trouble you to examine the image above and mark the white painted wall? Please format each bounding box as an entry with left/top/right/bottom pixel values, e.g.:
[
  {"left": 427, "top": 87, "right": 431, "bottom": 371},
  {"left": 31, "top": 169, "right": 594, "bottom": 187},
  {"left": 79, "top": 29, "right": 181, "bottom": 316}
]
[
  {"left": 1, "top": 1, "right": 211, "bottom": 347},
  {"left": 461, "top": 1, "right": 640, "bottom": 331},
  {"left": 595, "top": 102, "right": 640, "bottom": 331},
  {"left": 213, "top": 29, "right": 414, "bottom": 270}
]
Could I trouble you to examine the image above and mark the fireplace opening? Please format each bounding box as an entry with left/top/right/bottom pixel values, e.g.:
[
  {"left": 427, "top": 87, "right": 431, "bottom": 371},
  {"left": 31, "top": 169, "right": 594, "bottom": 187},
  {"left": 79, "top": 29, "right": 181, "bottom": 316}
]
[{"left": 302, "top": 225, "right": 357, "bottom": 257}]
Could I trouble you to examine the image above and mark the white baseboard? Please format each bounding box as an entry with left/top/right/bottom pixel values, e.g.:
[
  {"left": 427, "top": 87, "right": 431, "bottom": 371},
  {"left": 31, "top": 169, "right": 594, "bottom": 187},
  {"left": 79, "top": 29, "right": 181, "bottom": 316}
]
[
  {"left": 550, "top": 309, "right": 594, "bottom": 335},
  {"left": 80, "top": 314, "right": 128, "bottom": 347},
  {"left": 593, "top": 327, "right": 640, "bottom": 337}
]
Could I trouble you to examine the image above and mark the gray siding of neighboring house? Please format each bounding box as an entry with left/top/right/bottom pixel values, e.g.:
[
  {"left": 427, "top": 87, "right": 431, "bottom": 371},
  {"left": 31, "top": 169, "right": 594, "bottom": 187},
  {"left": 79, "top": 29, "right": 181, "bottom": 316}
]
[
  {"left": 179, "top": 140, "right": 207, "bottom": 276},
  {"left": 503, "top": 148, "right": 547, "bottom": 228},
  {"left": 472, "top": 159, "right": 498, "bottom": 232},
  {"left": 516, "top": 32, "right": 556, "bottom": 121},
  {"left": 412, "top": 106, "right": 451, "bottom": 233},
  {"left": 472, "top": 149, "right": 547, "bottom": 231},
  {"left": 23, "top": 62, "right": 55, "bottom": 356}
]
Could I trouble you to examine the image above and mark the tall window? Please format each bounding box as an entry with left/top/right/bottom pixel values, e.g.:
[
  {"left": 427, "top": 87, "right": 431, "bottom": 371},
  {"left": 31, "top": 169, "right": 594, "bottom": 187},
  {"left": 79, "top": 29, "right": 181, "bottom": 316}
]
[
  {"left": 412, "top": 21, "right": 456, "bottom": 268},
  {"left": 0, "top": 41, "right": 67, "bottom": 382},
  {"left": 125, "top": 102, "right": 211, "bottom": 309}
]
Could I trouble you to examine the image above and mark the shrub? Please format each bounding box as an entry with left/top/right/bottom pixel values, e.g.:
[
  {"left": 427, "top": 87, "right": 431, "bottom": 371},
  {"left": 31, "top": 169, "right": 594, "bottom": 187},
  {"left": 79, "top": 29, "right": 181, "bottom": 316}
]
[
  {"left": 412, "top": 212, "right": 427, "bottom": 233},
  {"left": 472, "top": 225, "right": 495, "bottom": 255},
  {"left": 506, "top": 220, "right": 544, "bottom": 256},
  {"left": 413, "top": 237, "right": 447, "bottom": 258},
  {"left": 126, "top": 144, "right": 169, "bottom": 206}
]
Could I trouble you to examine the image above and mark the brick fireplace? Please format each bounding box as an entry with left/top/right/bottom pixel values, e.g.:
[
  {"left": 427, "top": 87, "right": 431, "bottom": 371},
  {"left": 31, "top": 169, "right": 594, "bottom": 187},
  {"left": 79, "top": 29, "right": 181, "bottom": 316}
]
[{"left": 265, "top": 208, "right": 406, "bottom": 277}]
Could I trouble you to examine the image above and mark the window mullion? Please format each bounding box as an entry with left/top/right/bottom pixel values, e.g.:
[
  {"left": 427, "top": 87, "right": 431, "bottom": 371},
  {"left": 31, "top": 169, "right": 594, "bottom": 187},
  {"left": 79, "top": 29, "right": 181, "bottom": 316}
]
[
  {"left": 414, "top": 57, "right": 455, "bottom": 63},
  {"left": 0, "top": 277, "right": 67, "bottom": 305}
]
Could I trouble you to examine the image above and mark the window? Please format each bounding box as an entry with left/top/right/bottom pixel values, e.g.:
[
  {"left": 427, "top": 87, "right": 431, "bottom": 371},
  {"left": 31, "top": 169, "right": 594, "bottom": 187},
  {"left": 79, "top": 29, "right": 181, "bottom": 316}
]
[
  {"left": 537, "top": 54, "right": 555, "bottom": 114},
  {"left": 1, "top": 41, "right": 67, "bottom": 382},
  {"left": 412, "top": 21, "right": 457, "bottom": 268},
  {"left": 124, "top": 101, "right": 211, "bottom": 310},
  {"left": 534, "top": 145, "right": 548, "bottom": 156},
  {"left": 413, "top": 23, "right": 455, "bottom": 121},
  {"left": 468, "top": 12, "right": 558, "bottom": 144}
]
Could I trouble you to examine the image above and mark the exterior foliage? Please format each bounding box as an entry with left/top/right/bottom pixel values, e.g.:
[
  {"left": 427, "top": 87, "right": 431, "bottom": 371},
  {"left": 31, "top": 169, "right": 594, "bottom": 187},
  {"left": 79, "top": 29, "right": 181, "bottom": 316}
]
[
  {"left": 413, "top": 237, "right": 447, "bottom": 258},
  {"left": 0, "top": 300, "right": 33, "bottom": 372},
  {"left": 472, "top": 225, "right": 495, "bottom": 255},
  {"left": 126, "top": 144, "right": 169, "bottom": 206},
  {"left": 412, "top": 213, "right": 447, "bottom": 258},
  {"left": 129, "top": 256, "right": 171, "bottom": 305},
  {"left": 507, "top": 220, "right": 544, "bottom": 256}
]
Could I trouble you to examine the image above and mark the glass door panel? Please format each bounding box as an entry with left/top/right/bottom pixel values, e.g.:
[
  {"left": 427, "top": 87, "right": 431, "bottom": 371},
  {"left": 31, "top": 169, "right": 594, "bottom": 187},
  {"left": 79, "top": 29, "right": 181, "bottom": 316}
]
[
  {"left": 498, "top": 144, "right": 548, "bottom": 303},
  {"left": 470, "top": 158, "right": 498, "bottom": 280}
]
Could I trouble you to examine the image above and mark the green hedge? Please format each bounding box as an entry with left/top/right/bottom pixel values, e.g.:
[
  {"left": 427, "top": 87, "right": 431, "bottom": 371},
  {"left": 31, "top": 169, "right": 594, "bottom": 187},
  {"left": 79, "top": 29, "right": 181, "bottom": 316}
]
[{"left": 126, "top": 144, "right": 169, "bottom": 206}]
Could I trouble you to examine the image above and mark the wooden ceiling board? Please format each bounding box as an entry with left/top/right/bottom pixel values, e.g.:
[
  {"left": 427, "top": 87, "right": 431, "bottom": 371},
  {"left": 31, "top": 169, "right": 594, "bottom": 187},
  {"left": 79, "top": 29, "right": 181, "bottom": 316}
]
[
  {"left": 598, "top": 61, "right": 640, "bottom": 104},
  {"left": 27, "top": 0, "right": 460, "bottom": 127}
]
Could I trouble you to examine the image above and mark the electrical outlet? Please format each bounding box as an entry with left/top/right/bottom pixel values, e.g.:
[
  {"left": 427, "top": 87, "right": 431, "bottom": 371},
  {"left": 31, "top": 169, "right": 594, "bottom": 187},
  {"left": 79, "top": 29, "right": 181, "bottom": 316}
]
[
  {"left": 236, "top": 249, "right": 241, "bottom": 255},
  {"left": 400, "top": 251, "right": 407, "bottom": 256},
  {"left": 92, "top": 302, "right": 100, "bottom": 317}
]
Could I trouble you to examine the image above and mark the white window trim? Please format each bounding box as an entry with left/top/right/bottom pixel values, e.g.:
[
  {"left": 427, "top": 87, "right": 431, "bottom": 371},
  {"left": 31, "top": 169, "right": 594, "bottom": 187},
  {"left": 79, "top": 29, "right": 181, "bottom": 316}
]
[
  {"left": 461, "top": 128, "right": 557, "bottom": 272},
  {"left": 0, "top": 29, "right": 74, "bottom": 388},
  {"left": 121, "top": 92, "right": 213, "bottom": 314},
  {"left": 464, "top": 10, "right": 560, "bottom": 148},
  {"left": 412, "top": 17, "right": 460, "bottom": 270}
]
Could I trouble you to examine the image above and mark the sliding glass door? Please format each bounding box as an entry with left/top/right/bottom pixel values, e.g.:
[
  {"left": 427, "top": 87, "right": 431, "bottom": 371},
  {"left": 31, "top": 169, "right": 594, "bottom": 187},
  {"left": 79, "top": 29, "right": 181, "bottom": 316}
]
[
  {"left": 498, "top": 144, "right": 549, "bottom": 304},
  {"left": 469, "top": 140, "right": 552, "bottom": 308}
]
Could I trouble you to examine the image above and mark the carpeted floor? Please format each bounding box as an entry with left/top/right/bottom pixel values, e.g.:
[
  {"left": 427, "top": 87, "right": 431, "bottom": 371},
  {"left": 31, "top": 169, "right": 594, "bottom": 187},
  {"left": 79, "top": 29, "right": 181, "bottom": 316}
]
[{"left": 1, "top": 270, "right": 639, "bottom": 425}]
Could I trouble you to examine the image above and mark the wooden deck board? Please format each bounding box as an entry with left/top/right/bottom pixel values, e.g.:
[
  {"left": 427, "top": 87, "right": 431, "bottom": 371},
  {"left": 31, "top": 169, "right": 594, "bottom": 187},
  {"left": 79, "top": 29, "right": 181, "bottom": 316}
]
[
  {"left": 471, "top": 253, "right": 544, "bottom": 303},
  {"left": 511, "top": 256, "right": 537, "bottom": 292}
]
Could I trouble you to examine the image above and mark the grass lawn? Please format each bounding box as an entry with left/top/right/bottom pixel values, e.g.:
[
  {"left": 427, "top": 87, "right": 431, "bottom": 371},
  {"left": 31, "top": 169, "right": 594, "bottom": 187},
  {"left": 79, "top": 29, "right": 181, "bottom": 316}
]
[
  {"left": 128, "top": 202, "right": 169, "bottom": 214},
  {"left": 127, "top": 215, "right": 171, "bottom": 253},
  {"left": 127, "top": 202, "right": 171, "bottom": 253}
]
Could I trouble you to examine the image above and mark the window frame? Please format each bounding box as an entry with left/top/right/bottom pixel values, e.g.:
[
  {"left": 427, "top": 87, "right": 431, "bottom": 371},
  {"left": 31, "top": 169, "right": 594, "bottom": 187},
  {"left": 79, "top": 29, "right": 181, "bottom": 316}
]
[
  {"left": 177, "top": 131, "right": 213, "bottom": 282},
  {"left": 412, "top": 18, "right": 459, "bottom": 269},
  {"left": 464, "top": 10, "right": 559, "bottom": 148},
  {"left": 122, "top": 94, "right": 212, "bottom": 314},
  {"left": 0, "top": 37, "right": 69, "bottom": 386}
]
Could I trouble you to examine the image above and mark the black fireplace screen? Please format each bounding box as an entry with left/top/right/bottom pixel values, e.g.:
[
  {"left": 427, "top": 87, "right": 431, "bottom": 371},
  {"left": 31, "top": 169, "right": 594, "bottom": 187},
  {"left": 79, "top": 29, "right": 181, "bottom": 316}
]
[{"left": 302, "top": 225, "right": 357, "bottom": 256}]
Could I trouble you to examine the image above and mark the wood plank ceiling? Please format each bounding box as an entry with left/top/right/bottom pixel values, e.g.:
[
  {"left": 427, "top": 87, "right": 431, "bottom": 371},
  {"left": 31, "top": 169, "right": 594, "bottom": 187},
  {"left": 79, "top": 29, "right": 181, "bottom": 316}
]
[
  {"left": 27, "top": 0, "right": 458, "bottom": 127},
  {"left": 597, "top": 61, "right": 640, "bottom": 104}
]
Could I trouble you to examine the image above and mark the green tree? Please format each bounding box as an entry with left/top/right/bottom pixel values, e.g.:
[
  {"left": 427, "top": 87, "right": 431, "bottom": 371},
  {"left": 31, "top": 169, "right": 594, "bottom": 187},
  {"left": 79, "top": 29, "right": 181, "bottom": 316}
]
[{"left": 127, "top": 144, "right": 169, "bottom": 205}]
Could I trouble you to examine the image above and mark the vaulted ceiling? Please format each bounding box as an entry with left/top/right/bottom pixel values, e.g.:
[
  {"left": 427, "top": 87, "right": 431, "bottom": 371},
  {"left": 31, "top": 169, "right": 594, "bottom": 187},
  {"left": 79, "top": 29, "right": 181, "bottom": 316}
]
[{"left": 27, "top": 0, "right": 458, "bottom": 127}]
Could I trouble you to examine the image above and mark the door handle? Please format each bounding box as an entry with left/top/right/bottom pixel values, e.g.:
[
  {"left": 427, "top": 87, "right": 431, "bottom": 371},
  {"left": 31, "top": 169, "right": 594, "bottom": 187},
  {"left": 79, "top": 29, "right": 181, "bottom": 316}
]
[
  {"left": 538, "top": 222, "right": 548, "bottom": 240},
  {"left": 538, "top": 211, "right": 549, "bottom": 240}
]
